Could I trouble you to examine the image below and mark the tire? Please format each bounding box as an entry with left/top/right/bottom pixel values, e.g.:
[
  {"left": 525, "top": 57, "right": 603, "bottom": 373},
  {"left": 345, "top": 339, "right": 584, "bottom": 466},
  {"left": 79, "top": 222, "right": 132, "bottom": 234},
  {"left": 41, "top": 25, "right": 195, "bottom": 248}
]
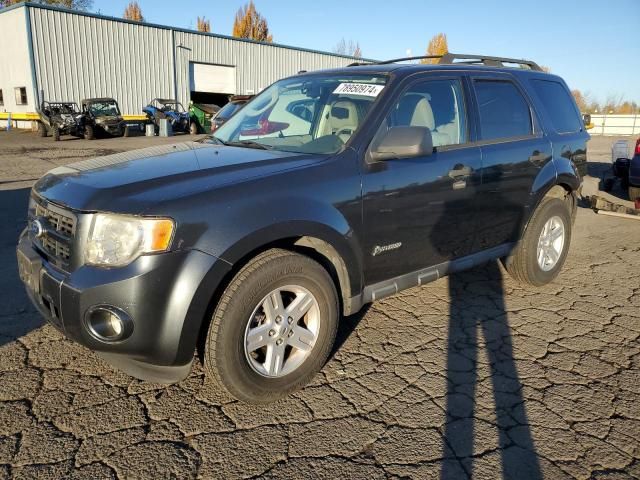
[
  {"left": 84, "top": 124, "right": 95, "bottom": 140},
  {"left": 37, "top": 121, "right": 48, "bottom": 137},
  {"left": 204, "top": 248, "right": 339, "bottom": 403},
  {"left": 629, "top": 186, "right": 640, "bottom": 202},
  {"left": 189, "top": 121, "right": 198, "bottom": 135},
  {"left": 123, "top": 125, "right": 130, "bottom": 137},
  {"left": 504, "top": 197, "right": 572, "bottom": 287},
  {"left": 52, "top": 126, "right": 60, "bottom": 142}
]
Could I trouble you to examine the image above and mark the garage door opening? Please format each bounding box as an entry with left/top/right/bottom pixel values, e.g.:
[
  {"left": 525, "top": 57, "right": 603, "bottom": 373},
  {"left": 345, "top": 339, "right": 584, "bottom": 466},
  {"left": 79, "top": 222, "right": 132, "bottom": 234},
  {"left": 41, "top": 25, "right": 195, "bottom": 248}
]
[
  {"left": 189, "top": 62, "right": 236, "bottom": 108},
  {"left": 191, "top": 91, "right": 230, "bottom": 107}
]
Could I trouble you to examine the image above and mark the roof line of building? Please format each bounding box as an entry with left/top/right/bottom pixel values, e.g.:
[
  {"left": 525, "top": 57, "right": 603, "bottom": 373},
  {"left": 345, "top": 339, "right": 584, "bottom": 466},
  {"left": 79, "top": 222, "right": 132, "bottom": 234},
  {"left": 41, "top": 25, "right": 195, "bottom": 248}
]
[{"left": 0, "top": 1, "right": 377, "bottom": 63}]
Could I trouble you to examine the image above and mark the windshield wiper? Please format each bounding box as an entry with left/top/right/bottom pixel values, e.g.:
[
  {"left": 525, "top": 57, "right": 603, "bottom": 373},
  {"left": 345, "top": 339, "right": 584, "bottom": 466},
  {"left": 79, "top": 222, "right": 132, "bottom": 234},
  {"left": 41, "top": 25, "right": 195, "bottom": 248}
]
[{"left": 224, "top": 140, "right": 273, "bottom": 150}]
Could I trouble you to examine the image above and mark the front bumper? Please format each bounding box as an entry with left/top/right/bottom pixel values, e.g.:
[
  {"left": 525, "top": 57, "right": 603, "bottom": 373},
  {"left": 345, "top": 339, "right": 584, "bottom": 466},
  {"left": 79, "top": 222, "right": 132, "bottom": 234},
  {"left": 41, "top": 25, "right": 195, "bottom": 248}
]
[{"left": 17, "top": 232, "right": 231, "bottom": 383}]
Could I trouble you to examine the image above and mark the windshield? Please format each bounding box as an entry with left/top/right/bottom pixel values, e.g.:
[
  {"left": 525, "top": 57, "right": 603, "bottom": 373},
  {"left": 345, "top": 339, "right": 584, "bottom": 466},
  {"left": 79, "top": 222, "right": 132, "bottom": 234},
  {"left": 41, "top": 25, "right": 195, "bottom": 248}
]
[
  {"left": 211, "top": 74, "right": 388, "bottom": 154},
  {"left": 88, "top": 101, "right": 120, "bottom": 117},
  {"left": 161, "top": 102, "right": 185, "bottom": 113}
]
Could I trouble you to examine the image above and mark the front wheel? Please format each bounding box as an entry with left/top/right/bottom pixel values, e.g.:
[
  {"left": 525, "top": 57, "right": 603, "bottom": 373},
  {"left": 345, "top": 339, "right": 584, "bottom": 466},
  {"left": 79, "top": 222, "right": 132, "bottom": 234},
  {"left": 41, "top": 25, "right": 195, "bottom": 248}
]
[
  {"left": 52, "top": 126, "right": 60, "bottom": 141},
  {"left": 189, "top": 121, "right": 198, "bottom": 135},
  {"left": 204, "top": 249, "right": 339, "bottom": 403},
  {"left": 84, "top": 124, "right": 95, "bottom": 140},
  {"left": 629, "top": 185, "right": 640, "bottom": 202},
  {"left": 504, "top": 196, "right": 572, "bottom": 286}
]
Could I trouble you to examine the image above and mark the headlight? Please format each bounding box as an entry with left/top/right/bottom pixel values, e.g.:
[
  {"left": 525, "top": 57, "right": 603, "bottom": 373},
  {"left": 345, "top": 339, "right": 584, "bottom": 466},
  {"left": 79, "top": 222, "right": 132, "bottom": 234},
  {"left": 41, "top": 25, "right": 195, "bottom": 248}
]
[{"left": 85, "top": 213, "right": 174, "bottom": 267}]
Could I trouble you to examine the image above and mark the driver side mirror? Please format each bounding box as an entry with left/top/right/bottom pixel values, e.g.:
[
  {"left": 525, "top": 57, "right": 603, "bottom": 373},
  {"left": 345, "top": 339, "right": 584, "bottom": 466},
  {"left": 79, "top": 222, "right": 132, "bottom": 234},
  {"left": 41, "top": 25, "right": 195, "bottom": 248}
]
[{"left": 370, "top": 126, "right": 434, "bottom": 162}]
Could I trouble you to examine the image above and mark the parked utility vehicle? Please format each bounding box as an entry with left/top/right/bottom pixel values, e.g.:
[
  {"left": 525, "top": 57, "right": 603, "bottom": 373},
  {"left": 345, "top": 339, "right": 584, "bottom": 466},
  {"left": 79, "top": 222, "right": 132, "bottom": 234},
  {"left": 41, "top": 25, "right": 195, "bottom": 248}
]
[
  {"left": 81, "top": 98, "right": 125, "bottom": 139},
  {"left": 37, "top": 101, "right": 84, "bottom": 141},
  {"left": 17, "top": 54, "right": 589, "bottom": 403},
  {"left": 143, "top": 98, "right": 192, "bottom": 134}
]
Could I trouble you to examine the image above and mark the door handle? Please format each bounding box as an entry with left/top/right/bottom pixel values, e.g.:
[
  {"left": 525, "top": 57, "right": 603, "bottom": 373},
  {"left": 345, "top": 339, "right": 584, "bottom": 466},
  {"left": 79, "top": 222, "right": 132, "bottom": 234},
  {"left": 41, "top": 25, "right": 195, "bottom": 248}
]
[
  {"left": 448, "top": 164, "right": 472, "bottom": 179},
  {"left": 448, "top": 164, "right": 472, "bottom": 190}
]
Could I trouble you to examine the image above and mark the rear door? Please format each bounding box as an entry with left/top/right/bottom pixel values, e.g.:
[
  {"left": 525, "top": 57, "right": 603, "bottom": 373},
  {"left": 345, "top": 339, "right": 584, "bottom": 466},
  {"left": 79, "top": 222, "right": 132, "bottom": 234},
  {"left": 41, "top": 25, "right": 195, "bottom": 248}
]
[{"left": 469, "top": 74, "right": 553, "bottom": 251}]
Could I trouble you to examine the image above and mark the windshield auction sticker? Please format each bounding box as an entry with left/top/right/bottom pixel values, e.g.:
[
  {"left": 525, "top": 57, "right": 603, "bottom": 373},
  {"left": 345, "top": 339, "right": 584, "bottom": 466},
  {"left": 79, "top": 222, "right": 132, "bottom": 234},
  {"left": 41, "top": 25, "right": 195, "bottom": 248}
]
[{"left": 333, "top": 83, "right": 385, "bottom": 97}]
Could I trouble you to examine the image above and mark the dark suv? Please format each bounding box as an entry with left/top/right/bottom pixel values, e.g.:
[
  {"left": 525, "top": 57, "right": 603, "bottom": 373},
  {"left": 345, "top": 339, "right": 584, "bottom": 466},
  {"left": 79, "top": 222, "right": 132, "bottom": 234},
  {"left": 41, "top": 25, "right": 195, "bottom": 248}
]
[{"left": 17, "top": 54, "right": 589, "bottom": 403}]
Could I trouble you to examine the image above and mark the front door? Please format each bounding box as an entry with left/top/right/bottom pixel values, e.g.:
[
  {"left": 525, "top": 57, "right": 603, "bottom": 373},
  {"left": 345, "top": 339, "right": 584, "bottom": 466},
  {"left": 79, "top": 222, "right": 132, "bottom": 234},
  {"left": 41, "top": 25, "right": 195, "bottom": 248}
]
[{"left": 361, "top": 76, "right": 482, "bottom": 285}]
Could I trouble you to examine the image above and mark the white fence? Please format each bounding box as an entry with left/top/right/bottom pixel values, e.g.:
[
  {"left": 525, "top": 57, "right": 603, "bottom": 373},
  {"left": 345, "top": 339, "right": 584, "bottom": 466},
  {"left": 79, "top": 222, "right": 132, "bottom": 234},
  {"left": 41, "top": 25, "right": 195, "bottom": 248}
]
[{"left": 589, "top": 115, "right": 640, "bottom": 136}]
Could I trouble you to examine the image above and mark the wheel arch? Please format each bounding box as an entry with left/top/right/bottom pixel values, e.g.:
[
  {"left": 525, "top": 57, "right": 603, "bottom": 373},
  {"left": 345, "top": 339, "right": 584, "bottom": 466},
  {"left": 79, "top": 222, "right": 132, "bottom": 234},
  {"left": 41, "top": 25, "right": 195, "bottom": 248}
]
[{"left": 193, "top": 229, "right": 363, "bottom": 364}]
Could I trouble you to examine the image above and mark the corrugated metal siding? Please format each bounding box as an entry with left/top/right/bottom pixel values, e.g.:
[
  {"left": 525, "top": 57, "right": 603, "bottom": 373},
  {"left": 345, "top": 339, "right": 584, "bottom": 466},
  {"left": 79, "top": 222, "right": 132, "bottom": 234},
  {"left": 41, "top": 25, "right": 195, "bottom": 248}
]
[
  {"left": 173, "top": 31, "right": 356, "bottom": 107},
  {"left": 26, "top": 5, "right": 356, "bottom": 115},
  {"left": 30, "top": 7, "right": 174, "bottom": 114}
]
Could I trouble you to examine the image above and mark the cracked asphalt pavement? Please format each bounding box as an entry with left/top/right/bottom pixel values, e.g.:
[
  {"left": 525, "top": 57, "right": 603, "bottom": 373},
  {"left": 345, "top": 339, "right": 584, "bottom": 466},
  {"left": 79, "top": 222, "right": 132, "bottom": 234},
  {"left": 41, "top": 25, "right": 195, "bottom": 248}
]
[{"left": 0, "top": 131, "right": 639, "bottom": 479}]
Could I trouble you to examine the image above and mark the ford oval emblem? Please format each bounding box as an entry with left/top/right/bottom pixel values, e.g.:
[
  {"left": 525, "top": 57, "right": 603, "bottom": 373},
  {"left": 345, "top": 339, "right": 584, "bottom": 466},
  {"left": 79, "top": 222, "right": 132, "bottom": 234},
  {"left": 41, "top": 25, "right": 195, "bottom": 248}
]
[{"left": 30, "top": 219, "right": 45, "bottom": 238}]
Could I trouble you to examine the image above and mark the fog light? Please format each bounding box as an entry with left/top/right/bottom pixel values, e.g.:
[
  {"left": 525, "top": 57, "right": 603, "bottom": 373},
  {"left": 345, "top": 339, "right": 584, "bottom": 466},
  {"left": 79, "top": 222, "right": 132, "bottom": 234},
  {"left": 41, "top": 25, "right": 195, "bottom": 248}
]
[{"left": 85, "top": 306, "right": 133, "bottom": 342}]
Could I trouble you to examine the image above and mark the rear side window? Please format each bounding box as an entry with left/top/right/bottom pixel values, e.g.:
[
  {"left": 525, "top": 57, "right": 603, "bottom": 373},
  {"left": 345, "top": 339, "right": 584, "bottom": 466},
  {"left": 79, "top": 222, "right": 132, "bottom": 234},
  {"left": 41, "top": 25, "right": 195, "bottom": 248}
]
[
  {"left": 474, "top": 80, "right": 532, "bottom": 140},
  {"left": 531, "top": 80, "right": 582, "bottom": 134}
]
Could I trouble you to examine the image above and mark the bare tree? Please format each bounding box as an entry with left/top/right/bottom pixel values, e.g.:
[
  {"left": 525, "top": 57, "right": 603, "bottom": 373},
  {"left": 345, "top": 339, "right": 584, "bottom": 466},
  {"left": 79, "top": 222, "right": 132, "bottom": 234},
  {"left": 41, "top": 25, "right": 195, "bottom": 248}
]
[
  {"left": 232, "top": 1, "right": 272, "bottom": 42},
  {"left": 197, "top": 16, "right": 211, "bottom": 33},
  {"left": 123, "top": 1, "right": 144, "bottom": 22},
  {"left": 333, "top": 38, "right": 362, "bottom": 58},
  {"left": 1, "top": 0, "right": 92, "bottom": 9}
]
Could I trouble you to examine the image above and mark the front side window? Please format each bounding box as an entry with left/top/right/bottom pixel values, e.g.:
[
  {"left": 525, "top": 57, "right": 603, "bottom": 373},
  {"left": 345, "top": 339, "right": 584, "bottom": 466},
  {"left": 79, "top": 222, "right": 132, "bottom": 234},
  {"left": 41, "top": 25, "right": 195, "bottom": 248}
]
[
  {"left": 212, "top": 74, "right": 388, "bottom": 154},
  {"left": 531, "top": 79, "right": 582, "bottom": 134},
  {"left": 15, "top": 87, "right": 27, "bottom": 105},
  {"left": 474, "top": 80, "right": 532, "bottom": 140},
  {"left": 376, "top": 78, "right": 467, "bottom": 148}
]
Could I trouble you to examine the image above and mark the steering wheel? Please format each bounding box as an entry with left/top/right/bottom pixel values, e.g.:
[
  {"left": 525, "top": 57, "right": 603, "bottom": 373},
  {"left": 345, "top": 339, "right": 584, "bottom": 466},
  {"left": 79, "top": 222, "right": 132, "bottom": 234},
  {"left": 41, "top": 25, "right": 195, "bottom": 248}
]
[{"left": 243, "top": 89, "right": 278, "bottom": 117}]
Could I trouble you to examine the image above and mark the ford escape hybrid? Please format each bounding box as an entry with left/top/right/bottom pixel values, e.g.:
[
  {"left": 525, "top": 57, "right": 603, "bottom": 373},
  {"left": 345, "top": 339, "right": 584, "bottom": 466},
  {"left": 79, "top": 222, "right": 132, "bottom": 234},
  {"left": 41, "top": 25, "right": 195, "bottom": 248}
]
[{"left": 17, "top": 54, "right": 589, "bottom": 403}]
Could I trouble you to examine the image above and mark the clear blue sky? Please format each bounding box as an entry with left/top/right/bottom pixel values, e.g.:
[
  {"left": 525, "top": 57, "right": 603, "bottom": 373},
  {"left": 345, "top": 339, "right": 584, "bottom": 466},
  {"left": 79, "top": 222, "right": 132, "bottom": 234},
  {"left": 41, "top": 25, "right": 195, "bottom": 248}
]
[{"left": 97, "top": 0, "right": 640, "bottom": 104}]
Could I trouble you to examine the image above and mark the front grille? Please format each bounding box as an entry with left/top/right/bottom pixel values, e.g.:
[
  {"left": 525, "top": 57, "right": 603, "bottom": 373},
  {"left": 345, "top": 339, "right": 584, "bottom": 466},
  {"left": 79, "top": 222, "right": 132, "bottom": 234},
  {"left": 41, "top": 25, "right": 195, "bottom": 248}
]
[
  {"left": 31, "top": 196, "right": 77, "bottom": 268},
  {"left": 35, "top": 203, "right": 75, "bottom": 237}
]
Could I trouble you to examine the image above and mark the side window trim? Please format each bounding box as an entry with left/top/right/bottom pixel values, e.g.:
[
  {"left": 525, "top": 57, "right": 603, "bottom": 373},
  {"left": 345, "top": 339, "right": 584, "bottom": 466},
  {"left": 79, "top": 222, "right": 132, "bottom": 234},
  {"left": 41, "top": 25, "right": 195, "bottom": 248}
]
[{"left": 470, "top": 76, "right": 542, "bottom": 144}]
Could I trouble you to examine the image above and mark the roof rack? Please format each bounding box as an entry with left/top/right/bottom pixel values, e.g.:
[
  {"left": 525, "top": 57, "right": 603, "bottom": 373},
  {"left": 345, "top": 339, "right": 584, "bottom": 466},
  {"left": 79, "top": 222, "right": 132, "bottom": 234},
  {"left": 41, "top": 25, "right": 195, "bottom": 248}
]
[{"left": 348, "top": 52, "right": 543, "bottom": 72}]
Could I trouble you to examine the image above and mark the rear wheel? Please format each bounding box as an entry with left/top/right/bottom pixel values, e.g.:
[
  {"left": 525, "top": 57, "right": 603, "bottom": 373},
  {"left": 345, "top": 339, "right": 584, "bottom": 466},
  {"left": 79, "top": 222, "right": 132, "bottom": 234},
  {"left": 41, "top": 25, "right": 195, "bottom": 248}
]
[
  {"left": 504, "top": 197, "right": 572, "bottom": 286},
  {"left": 52, "top": 126, "right": 60, "bottom": 141},
  {"left": 189, "top": 121, "right": 198, "bottom": 135},
  {"left": 84, "top": 124, "right": 95, "bottom": 140},
  {"left": 629, "top": 185, "right": 640, "bottom": 202},
  {"left": 204, "top": 249, "right": 339, "bottom": 403}
]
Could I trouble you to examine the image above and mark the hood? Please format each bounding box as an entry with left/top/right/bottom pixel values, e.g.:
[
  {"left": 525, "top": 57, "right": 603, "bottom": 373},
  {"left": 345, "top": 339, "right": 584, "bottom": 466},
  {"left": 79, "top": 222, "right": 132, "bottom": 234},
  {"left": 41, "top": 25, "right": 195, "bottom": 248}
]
[{"left": 33, "top": 142, "right": 320, "bottom": 214}]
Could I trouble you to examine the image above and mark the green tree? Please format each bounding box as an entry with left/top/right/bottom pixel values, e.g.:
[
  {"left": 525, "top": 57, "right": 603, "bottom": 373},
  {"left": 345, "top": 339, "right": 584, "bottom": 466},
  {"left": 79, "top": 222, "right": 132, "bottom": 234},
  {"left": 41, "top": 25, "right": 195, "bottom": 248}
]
[
  {"left": 123, "top": 1, "right": 144, "bottom": 22},
  {"left": 232, "top": 1, "right": 272, "bottom": 42}
]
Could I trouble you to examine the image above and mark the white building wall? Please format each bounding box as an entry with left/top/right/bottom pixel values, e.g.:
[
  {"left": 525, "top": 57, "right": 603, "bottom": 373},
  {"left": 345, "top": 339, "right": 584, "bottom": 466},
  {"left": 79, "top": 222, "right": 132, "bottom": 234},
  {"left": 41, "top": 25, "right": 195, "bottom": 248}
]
[
  {"left": 29, "top": 6, "right": 175, "bottom": 115},
  {"left": 0, "top": 6, "right": 36, "bottom": 114},
  {"left": 2, "top": 4, "right": 358, "bottom": 118}
]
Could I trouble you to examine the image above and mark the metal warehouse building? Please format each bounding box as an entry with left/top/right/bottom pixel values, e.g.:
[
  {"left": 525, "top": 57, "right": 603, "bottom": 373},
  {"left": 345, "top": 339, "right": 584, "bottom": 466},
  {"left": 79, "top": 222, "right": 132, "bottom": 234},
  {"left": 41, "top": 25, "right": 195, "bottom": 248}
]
[{"left": 0, "top": 2, "right": 358, "bottom": 127}]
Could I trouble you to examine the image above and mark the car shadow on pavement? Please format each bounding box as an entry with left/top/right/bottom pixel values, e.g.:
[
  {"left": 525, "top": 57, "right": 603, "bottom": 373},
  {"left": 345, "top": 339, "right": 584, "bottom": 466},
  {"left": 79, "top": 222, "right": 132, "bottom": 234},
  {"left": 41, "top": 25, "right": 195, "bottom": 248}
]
[
  {"left": 0, "top": 187, "right": 43, "bottom": 347},
  {"left": 441, "top": 261, "right": 542, "bottom": 480}
]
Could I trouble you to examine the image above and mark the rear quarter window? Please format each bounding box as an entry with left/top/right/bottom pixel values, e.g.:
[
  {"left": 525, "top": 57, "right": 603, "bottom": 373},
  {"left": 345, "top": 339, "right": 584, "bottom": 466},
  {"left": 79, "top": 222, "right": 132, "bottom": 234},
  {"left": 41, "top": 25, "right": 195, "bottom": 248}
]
[{"left": 531, "top": 80, "right": 582, "bottom": 134}]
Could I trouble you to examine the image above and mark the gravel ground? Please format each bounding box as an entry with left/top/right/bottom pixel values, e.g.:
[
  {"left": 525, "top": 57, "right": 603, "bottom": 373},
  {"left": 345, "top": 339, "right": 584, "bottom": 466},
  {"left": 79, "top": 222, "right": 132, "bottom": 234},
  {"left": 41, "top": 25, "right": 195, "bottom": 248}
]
[{"left": 0, "top": 131, "right": 639, "bottom": 479}]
